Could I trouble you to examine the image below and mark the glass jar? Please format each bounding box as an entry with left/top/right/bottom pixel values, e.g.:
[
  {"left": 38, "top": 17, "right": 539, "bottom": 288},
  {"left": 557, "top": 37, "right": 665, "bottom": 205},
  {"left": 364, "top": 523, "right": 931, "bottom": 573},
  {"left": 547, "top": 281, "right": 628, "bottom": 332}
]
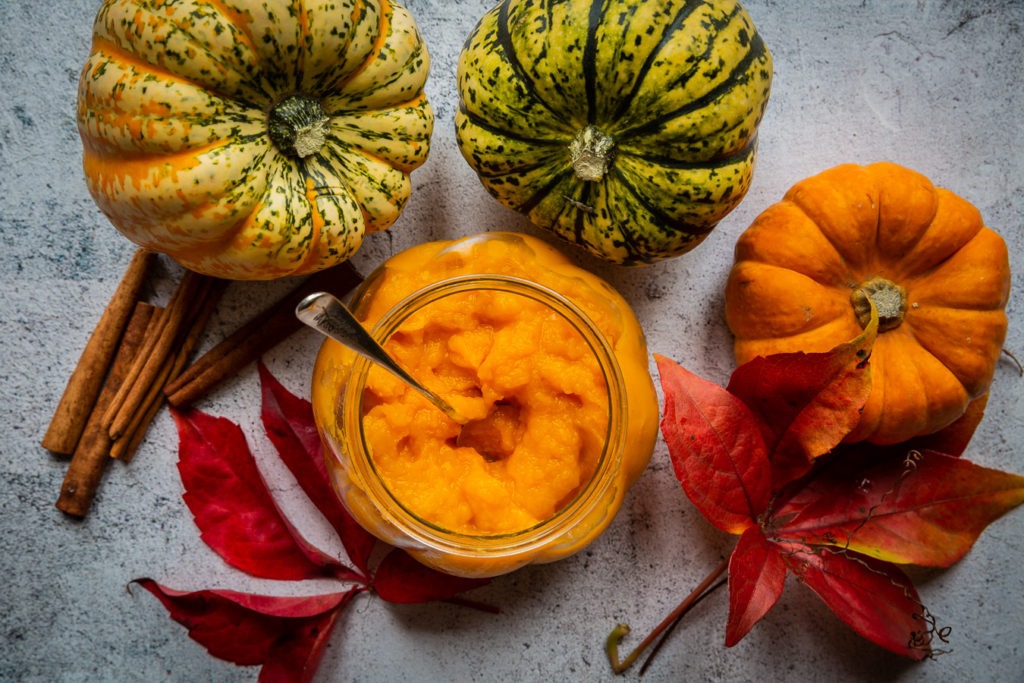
[{"left": 311, "top": 232, "right": 658, "bottom": 577}]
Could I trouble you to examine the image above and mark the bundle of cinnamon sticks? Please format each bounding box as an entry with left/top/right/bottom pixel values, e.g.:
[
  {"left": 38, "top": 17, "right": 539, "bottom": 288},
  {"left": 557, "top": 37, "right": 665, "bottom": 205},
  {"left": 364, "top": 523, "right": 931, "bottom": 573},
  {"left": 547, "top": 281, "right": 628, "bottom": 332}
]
[{"left": 44, "top": 249, "right": 362, "bottom": 518}]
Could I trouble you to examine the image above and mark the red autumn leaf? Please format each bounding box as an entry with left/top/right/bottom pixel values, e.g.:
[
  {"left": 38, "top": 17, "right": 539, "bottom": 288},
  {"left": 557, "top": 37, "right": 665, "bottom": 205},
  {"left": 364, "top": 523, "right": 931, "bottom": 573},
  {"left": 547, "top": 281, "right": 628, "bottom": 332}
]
[
  {"left": 256, "top": 606, "right": 344, "bottom": 683},
  {"left": 780, "top": 545, "right": 931, "bottom": 660},
  {"left": 172, "top": 407, "right": 348, "bottom": 581},
  {"left": 726, "top": 314, "right": 876, "bottom": 486},
  {"left": 149, "top": 365, "right": 504, "bottom": 681},
  {"left": 771, "top": 449, "right": 1024, "bottom": 567},
  {"left": 656, "top": 354, "right": 772, "bottom": 534},
  {"left": 132, "top": 578, "right": 357, "bottom": 678},
  {"left": 258, "top": 361, "right": 376, "bottom": 577},
  {"left": 725, "top": 527, "right": 787, "bottom": 647},
  {"left": 636, "top": 302, "right": 1019, "bottom": 671},
  {"left": 373, "top": 549, "right": 491, "bottom": 604}
]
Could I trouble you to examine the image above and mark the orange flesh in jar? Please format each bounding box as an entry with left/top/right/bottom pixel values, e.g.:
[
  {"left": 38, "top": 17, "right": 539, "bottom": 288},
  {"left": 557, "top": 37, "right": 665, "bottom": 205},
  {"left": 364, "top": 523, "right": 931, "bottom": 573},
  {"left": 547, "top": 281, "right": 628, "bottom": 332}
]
[
  {"left": 360, "top": 289, "right": 610, "bottom": 536},
  {"left": 311, "top": 232, "right": 661, "bottom": 575}
]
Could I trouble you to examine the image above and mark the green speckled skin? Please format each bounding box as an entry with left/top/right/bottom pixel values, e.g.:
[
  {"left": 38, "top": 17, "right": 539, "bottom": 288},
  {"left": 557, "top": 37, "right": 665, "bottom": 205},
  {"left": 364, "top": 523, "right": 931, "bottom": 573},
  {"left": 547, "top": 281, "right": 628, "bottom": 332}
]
[
  {"left": 78, "top": 0, "right": 432, "bottom": 280},
  {"left": 455, "top": 0, "right": 772, "bottom": 265}
]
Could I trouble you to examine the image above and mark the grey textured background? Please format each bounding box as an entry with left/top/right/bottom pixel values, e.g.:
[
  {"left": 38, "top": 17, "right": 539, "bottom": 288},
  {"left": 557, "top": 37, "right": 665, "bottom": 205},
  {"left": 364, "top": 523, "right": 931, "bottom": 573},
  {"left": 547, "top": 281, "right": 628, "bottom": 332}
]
[{"left": 2, "top": 1, "right": 1023, "bottom": 681}]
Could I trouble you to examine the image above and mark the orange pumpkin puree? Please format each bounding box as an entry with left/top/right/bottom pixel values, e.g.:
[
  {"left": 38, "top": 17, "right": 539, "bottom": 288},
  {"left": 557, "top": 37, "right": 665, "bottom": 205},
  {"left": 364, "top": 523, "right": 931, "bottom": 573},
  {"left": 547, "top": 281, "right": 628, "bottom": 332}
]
[
  {"left": 360, "top": 286, "right": 610, "bottom": 535},
  {"left": 312, "top": 232, "right": 659, "bottom": 573}
]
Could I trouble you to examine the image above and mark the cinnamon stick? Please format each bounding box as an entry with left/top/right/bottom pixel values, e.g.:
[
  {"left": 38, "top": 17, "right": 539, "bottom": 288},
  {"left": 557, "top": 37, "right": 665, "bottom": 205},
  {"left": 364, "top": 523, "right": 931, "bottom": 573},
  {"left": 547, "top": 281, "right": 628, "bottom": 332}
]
[
  {"left": 56, "top": 301, "right": 157, "bottom": 517},
  {"left": 112, "top": 277, "right": 227, "bottom": 461},
  {"left": 113, "top": 390, "right": 163, "bottom": 463},
  {"left": 165, "top": 261, "right": 363, "bottom": 408},
  {"left": 42, "top": 249, "right": 155, "bottom": 454},
  {"left": 103, "top": 269, "right": 207, "bottom": 440}
]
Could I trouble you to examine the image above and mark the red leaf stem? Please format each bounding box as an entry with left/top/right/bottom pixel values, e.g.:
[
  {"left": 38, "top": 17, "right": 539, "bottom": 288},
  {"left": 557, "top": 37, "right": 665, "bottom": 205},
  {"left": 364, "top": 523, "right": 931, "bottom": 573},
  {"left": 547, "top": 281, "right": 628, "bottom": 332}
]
[{"left": 606, "top": 557, "right": 729, "bottom": 674}]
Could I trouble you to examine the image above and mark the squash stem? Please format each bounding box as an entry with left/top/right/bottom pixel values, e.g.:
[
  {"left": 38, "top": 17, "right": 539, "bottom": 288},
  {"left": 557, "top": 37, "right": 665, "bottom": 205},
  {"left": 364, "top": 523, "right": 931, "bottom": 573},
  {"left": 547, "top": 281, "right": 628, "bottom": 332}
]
[
  {"left": 852, "top": 277, "right": 907, "bottom": 332},
  {"left": 569, "top": 125, "right": 615, "bottom": 182},
  {"left": 606, "top": 557, "right": 729, "bottom": 675},
  {"left": 268, "top": 94, "right": 330, "bottom": 159}
]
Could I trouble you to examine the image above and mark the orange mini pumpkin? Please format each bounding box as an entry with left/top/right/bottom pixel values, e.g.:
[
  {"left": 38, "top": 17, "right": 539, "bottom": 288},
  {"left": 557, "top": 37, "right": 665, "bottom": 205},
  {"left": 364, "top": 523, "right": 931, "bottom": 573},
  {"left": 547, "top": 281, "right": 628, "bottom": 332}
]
[{"left": 725, "top": 162, "right": 1011, "bottom": 444}]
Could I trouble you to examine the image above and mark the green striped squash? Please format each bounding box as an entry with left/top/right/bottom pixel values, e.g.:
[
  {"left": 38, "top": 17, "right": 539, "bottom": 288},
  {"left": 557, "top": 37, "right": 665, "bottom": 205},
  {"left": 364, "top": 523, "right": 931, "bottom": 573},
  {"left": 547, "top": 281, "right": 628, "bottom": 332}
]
[
  {"left": 77, "top": 0, "right": 432, "bottom": 280},
  {"left": 455, "top": 0, "right": 772, "bottom": 265}
]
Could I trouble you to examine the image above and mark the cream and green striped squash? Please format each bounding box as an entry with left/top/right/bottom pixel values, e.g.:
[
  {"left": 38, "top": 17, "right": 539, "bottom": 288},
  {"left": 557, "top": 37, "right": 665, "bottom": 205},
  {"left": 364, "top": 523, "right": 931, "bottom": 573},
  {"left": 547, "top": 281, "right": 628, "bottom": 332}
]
[
  {"left": 455, "top": 0, "right": 772, "bottom": 265},
  {"left": 77, "top": 0, "right": 432, "bottom": 280}
]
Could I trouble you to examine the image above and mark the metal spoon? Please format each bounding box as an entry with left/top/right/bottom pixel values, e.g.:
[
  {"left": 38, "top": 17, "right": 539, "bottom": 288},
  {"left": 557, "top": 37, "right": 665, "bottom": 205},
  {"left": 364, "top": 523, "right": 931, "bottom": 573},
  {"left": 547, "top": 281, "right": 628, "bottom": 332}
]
[{"left": 295, "top": 291, "right": 468, "bottom": 424}]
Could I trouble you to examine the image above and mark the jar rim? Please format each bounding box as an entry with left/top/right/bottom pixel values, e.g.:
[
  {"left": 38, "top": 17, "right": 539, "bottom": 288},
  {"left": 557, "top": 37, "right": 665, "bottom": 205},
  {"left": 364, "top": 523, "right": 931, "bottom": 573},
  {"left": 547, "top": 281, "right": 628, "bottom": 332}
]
[{"left": 341, "top": 273, "right": 628, "bottom": 558}]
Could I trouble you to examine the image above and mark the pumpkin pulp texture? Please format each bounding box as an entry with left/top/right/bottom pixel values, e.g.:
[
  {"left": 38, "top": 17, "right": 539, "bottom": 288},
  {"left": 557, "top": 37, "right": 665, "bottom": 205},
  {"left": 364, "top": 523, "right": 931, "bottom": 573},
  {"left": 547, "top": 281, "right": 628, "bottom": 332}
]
[
  {"left": 360, "top": 287, "right": 610, "bottom": 535},
  {"left": 77, "top": 0, "right": 433, "bottom": 280},
  {"left": 312, "top": 232, "right": 659, "bottom": 576},
  {"left": 455, "top": 0, "right": 773, "bottom": 264},
  {"left": 725, "top": 162, "right": 1011, "bottom": 444}
]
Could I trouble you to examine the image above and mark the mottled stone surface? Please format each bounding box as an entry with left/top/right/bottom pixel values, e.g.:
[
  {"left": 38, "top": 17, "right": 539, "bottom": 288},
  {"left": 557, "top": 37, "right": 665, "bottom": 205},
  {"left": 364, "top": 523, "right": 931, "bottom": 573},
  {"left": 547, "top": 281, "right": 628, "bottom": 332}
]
[{"left": 2, "top": 1, "right": 1022, "bottom": 681}]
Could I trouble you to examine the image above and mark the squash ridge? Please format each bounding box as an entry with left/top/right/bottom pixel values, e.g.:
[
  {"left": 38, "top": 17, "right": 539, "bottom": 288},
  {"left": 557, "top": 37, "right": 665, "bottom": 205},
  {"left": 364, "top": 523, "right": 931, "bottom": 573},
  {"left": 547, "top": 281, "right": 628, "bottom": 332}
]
[
  {"left": 492, "top": 0, "right": 565, "bottom": 124},
  {"left": 618, "top": 30, "right": 766, "bottom": 141},
  {"left": 785, "top": 197, "right": 861, "bottom": 272},
  {"left": 581, "top": 0, "right": 607, "bottom": 126},
  {"left": 901, "top": 315, "right": 989, "bottom": 398},
  {"left": 623, "top": 134, "right": 757, "bottom": 171},
  {"left": 123, "top": 1, "right": 272, "bottom": 107},
  {"left": 610, "top": 166, "right": 713, "bottom": 235},
  {"left": 609, "top": 0, "right": 705, "bottom": 123},
  {"left": 456, "top": 102, "right": 567, "bottom": 148},
  {"left": 517, "top": 168, "right": 574, "bottom": 215}
]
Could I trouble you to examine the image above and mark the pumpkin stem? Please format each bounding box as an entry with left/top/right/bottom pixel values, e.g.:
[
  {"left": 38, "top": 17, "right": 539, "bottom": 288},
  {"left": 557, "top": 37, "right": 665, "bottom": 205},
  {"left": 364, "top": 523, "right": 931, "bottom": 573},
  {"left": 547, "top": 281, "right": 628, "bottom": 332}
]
[
  {"left": 267, "top": 95, "right": 330, "bottom": 159},
  {"left": 852, "top": 277, "right": 907, "bottom": 332},
  {"left": 569, "top": 125, "right": 616, "bottom": 182}
]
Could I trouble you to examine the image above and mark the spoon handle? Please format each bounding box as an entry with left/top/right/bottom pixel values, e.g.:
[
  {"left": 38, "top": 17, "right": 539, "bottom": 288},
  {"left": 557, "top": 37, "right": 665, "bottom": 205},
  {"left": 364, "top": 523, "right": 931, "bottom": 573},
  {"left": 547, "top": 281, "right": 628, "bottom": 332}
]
[{"left": 295, "top": 291, "right": 467, "bottom": 424}]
